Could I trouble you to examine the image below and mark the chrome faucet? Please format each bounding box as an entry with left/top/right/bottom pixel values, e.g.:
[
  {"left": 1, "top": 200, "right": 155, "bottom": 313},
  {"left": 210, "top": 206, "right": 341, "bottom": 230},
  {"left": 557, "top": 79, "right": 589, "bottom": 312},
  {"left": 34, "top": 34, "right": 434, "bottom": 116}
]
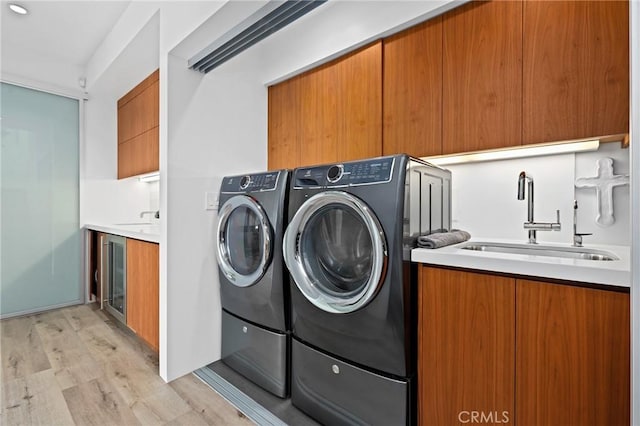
[
  {"left": 140, "top": 210, "right": 159, "bottom": 219},
  {"left": 517, "top": 171, "right": 561, "bottom": 244},
  {"left": 572, "top": 200, "right": 591, "bottom": 247}
]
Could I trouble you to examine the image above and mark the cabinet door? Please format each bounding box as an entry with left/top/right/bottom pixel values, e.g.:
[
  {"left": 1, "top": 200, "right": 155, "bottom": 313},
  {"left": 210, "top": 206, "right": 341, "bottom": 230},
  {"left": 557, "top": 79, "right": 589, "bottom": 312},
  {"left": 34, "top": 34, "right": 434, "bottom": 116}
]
[
  {"left": 126, "top": 239, "right": 159, "bottom": 352},
  {"left": 418, "top": 267, "right": 515, "bottom": 424},
  {"left": 268, "top": 76, "right": 301, "bottom": 170},
  {"left": 268, "top": 42, "right": 381, "bottom": 169},
  {"left": 523, "top": 1, "right": 629, "bottom": 145},
  {"left": 117, "top": 69, "right": 159, "bottom": 179},
  {"left": 335, "top": 41, "right": 381, "bottom": 162},
  {"left": 516, "top": 280, "right": 630, "bottom": 425},
  {"left": 118, "top": 127, "right": 159, "bottom": 179},
  {"left": 383, "top": 18, "right": 442, "bottom": 157},
  {"left": 442, "top": 1, "right": 522, "bottom": 154}
]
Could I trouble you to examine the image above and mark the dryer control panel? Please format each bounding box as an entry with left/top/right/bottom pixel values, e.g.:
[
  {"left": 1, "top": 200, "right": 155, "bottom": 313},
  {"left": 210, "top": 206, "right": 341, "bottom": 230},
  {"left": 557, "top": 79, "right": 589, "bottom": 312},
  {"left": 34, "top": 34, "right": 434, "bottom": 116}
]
[
  {"left": 221, "top": 171, "right": 281, "bottom": 193},
  {"left": 294, "top": 157, "right": 395, "bottom": 188}
]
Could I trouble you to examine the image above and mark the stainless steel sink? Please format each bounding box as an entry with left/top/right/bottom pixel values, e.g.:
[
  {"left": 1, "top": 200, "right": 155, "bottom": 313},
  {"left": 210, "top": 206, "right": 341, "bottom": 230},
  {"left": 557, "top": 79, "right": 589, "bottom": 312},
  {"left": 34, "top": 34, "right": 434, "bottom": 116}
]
[{"left": 459, "top": 242, "right": 618, "bottom": 261}]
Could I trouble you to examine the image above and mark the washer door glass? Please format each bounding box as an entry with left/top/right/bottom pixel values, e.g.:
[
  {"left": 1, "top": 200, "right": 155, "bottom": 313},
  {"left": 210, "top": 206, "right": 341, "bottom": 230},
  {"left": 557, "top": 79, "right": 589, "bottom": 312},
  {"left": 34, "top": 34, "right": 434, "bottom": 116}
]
[
  {"left": 283, "top": 191, "right": 387, "bottom": 313},
  {"left": 217, "top": 195, "right": 272, "bottom": 287}
]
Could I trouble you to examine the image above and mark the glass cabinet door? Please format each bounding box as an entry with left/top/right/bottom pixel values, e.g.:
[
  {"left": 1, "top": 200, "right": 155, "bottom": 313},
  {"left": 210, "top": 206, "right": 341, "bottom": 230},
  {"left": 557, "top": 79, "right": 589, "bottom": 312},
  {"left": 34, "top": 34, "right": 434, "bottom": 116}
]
[{"left": 105, "top": 235, "right": 126, "bottom": 323}]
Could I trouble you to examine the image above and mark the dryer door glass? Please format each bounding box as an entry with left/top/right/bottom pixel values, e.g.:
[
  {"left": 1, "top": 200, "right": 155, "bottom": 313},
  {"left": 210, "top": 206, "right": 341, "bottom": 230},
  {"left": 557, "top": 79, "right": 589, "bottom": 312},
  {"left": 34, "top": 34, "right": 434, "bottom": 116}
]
[
  {"left": 217, "top": 196, "right": 272, "bottom": 288},
  {"left": 283, "top": 191, "right": 387, "bottom": 313}
]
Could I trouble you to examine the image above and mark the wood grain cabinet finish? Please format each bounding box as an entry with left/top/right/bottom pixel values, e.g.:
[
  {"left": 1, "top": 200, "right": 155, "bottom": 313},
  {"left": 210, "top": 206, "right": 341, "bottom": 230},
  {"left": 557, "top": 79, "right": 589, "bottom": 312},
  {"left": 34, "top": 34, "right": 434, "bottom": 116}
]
[
  {"left": 516, "top": 279, "right": 630, "bottom": 426},
  {"left": 442, "top": 0, "right": 523, "bottom": 154},
  {"left": 268, "top": 42, "right": 381, "bottom": 170},
  {"left": 117, "top": 69, "right": 159, "bottom": 179},
  {"left": 383, "top": 18, "right": 443, "bottom": 157},
  {"left": 268, "top": 76, "right": 301, "bottom": 170},
  {"left": 126, "top": 239, "right": 159, "bottom": 352},
  {"left": 268, "top": 1, "right": 629, "bottom": 164},
  {"left": 418, "top": 266, "right": 515, "bottom": 425},
  {"left": 522, "top": 1, "right": 629, "bottom": 145},
  {"left": 418, "top": 268, "right": 630, "bottom": 426}
]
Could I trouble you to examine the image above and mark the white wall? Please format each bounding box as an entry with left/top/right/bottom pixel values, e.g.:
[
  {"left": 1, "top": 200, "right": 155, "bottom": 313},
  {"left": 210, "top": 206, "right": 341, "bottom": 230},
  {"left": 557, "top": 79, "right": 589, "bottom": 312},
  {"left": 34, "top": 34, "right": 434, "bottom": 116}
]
[
  {"left": 162, "top": 52, "right": 267, "bottom": 381},
  {"left": 446, "top": 143, "right": 631, "bottom": 246}
]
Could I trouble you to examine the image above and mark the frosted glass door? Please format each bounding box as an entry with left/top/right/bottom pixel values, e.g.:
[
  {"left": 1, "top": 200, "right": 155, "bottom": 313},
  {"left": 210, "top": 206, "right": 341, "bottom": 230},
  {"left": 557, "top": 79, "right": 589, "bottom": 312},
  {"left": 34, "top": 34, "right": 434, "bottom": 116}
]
[{"left": 1, "top": 83, "right": 80, "bottom": 317}]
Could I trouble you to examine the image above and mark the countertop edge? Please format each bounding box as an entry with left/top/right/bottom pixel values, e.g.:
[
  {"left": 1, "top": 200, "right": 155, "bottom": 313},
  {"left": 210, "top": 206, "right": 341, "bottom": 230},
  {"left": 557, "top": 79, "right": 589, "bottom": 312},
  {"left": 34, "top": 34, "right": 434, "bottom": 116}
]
[
  {"left": 411, "top": 239, "right": 631, "bottom": 288},
  {"left": 84, "top": 224, "right": 160, "bottom": 244}
]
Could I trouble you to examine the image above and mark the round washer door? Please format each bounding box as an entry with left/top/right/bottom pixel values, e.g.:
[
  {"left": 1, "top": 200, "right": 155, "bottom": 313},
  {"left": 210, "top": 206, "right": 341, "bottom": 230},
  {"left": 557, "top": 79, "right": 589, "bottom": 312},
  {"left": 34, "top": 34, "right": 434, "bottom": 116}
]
[
  {"left": 283, "top": 191, "right": 387, "bottom": 314},
  {"left": 217, "top": 195, "right": 272, "bottom": 288}
]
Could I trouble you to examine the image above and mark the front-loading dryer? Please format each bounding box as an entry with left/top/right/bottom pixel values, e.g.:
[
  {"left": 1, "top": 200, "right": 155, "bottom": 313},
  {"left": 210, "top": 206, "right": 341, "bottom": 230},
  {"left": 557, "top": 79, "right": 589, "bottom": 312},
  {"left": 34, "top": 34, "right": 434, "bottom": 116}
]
[
  {"left": 283, "top": 155, "right": 451, "bottom": 424},
  {"left": 216, "top": 170, "right": 290, "bottom": 398}
]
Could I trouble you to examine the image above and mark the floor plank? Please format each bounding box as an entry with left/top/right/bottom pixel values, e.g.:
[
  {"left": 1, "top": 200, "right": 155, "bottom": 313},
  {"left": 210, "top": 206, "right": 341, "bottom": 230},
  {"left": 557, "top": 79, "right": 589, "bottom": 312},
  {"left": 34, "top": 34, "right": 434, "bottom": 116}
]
[
  {"left": 130, "top": 382, "right": 192, "bottom": 424},
  {"left": 1, "top": 368, "right": 75, "bottom": 425},
  {"left": 170, "top": 373, "right": 253, "bottom": 425},
  {"left": 1, "top": 316, "right": 51, "bottom": 381},
  {"left": 61, "top": 304, "right": 106, "bottom": 332},
  {"left": 62, "top": 376, "right": 141, "bottom": 425}
]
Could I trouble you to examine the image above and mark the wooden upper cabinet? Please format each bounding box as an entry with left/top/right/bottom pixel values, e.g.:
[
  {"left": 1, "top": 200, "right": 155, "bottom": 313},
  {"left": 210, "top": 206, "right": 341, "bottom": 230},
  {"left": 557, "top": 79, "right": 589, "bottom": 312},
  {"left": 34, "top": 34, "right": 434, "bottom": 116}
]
[
  {"left": 442, "top": 1, "right": 523, "bottom": 154},
  {"left": 418, "top": 266, "right": 515, "bottom": 425},
  {"left": 268, "top": 42, "right": 381, "bottom": 169},
  {"left": 299, "top": 54, "right": 340, "bottom": 166},
  {"left": 516, "top": 280, "right": 630, "bottom": 425},
  {"left": 335, "top": 41, "right": 382, "bottom": 162},
  {"left": 268, "top": 77, "right": 301, "bottom": 170},
  {"left": 126, "top": 239, "right": 159, "bottom": 352},
  {"left": 118, "top": 69, "right": 159, "bottom": 179},
  {"left": 383, "top": 18, "right": 442, "bottom": 157},
  {"left": 523, "top": 1, "right": 629, "bottom": 145}
]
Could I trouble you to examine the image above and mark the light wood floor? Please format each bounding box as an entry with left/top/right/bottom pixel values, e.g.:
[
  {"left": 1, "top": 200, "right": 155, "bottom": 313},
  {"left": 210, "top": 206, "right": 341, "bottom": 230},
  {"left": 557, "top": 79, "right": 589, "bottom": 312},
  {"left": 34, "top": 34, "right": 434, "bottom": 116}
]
[{"left": 0, "top": 303, "right": 254, "bottom": 425}]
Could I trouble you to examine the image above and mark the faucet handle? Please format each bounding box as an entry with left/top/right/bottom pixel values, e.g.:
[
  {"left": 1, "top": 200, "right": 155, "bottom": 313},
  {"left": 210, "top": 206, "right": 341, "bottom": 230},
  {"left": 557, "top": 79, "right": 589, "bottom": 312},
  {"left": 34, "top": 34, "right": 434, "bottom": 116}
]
[
  {"left": 573, "top": 232, "right": 592, "bottom": 247},
  {"left": 556, "top": 209, "right": 560, "bottom": 224},
  {"left": 572, "top": 200, "right": 591, "bottom": 246}
]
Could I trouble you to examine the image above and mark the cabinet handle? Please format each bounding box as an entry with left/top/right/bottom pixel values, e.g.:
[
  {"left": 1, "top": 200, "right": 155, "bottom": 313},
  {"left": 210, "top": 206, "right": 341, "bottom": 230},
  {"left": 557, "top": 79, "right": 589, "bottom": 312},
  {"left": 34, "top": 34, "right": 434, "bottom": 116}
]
[{"left": 100, "top": 235, "right": 106, "bottom": 310}]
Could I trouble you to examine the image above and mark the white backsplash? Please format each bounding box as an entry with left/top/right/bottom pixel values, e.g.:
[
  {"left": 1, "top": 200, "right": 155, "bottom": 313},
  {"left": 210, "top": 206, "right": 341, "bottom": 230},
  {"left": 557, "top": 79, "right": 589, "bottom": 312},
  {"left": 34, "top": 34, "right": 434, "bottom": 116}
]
[
  {"left": 81, "top": 178, "right": 159, "bottom": 225},
  {"left": 445, "top": 142, "right": 630, "bottom": 246}
]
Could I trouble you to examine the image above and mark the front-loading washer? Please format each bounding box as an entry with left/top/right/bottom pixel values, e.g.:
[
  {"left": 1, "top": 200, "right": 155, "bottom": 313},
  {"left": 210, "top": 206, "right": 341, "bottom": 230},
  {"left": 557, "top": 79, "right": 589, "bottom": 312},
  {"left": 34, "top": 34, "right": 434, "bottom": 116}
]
[
  {"left": 216, "top": 170, "right": 290, "bottom": 398},
  {"left": 283, "top": 155, "right": 451, "bottom": 424}
]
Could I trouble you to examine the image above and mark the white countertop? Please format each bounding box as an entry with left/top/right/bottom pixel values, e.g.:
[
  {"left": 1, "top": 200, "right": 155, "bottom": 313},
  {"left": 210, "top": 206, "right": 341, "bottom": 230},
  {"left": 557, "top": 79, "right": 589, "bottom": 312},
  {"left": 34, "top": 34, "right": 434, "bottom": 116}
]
[
  {"left": 85, "top": 223, "right": 160, "bottom": 244},
  {"left": 411, "top": 238, "right": 630, "bottom": 288}
]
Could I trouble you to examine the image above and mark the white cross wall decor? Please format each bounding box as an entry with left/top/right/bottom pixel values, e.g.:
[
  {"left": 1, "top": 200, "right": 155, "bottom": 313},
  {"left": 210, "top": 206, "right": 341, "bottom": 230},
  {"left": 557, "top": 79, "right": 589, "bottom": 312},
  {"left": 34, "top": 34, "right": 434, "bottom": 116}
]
[{"left": 575, "top": 157, "right": 629, "bottom": 227}]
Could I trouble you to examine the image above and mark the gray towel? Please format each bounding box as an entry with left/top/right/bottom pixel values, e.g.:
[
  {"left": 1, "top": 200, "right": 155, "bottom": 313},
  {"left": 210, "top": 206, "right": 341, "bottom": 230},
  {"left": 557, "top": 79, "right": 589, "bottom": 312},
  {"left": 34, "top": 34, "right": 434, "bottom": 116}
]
[{"left": 417, "top": 230, "right": 471, "bottom": 249}]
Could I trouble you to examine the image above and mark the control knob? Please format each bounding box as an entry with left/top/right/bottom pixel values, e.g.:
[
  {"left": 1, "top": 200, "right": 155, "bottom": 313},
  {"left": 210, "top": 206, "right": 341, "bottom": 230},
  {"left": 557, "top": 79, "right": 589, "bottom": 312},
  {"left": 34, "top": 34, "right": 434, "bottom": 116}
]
[
  {"left": 240, "top": 175, "right": 251, "bottom": 189},
  {"left": 327, "top": 165, "right": 343, "bottom": 183}
]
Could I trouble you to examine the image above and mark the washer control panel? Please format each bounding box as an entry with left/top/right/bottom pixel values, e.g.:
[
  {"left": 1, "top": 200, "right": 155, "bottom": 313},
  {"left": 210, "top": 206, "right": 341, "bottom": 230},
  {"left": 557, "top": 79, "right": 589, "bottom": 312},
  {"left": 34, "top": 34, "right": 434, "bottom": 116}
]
[
  {"left": 294, "top": 157, "right": 395, "bottom": 188},
  {"left": 221, "top": 171, "right": 280, "bottom": 193}
]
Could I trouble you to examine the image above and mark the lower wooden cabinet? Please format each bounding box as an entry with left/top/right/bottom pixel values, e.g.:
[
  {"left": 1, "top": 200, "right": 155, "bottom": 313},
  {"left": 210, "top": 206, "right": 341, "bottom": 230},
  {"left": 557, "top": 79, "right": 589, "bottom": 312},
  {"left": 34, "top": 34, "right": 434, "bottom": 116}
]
[
  {"left": 419, "top": 267, "right": 514, "bottom": 425},
  {"left": 126, "top": 239, "right": 159, "bottom": 352},
  {"left": 516, "top": 279, "right": 630, "bottom": 425},
  {"left": 418, "top": 266, "right": 630, "bottom": 426}
]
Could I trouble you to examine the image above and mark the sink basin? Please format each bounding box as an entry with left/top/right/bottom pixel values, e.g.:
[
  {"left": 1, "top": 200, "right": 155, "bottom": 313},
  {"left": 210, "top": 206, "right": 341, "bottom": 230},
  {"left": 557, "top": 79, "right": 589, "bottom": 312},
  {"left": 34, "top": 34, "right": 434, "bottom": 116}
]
[{"left": 460, "top": 242, "right": 619, "bottom": 261}]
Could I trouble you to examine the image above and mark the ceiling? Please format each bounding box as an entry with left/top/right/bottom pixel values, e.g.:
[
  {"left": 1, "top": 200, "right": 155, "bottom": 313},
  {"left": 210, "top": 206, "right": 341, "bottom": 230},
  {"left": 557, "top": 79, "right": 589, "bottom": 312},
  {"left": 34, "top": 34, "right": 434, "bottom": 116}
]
[{"left": 1, "top": 0, "right": 130, "bottom": 68}]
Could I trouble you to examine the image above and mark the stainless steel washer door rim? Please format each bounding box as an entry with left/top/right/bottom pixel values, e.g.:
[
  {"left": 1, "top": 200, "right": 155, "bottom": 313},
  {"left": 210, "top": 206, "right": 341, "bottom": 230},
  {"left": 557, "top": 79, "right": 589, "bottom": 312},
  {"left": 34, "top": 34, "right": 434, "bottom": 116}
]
[
  {"left": 283, "top": 191, "right": 388, "bottom": 314},
  {"left": 216, "top": 195, "right": 272, "bottom": 288}
]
